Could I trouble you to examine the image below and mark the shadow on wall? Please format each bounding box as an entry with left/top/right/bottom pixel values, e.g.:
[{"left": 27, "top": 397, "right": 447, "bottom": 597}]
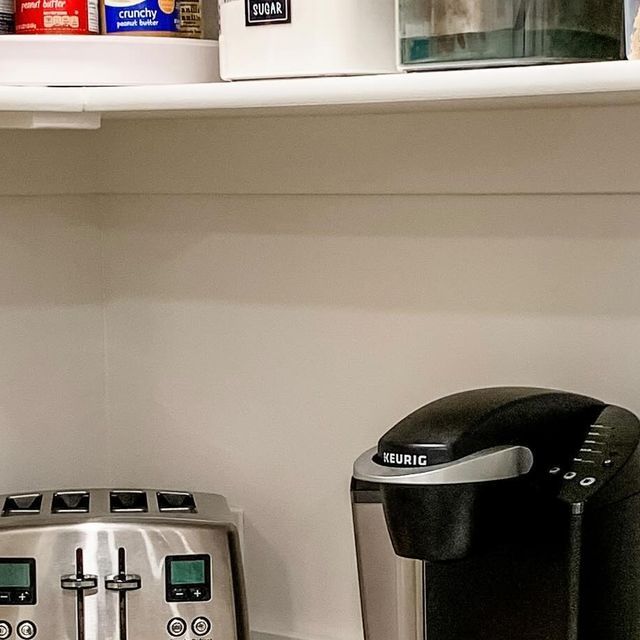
[
  {"left": 244, "top": 519, "right": 295, "bottom": 639},
  {"left": 93, "top": 106, "right": 640, "bottom": 197},
  {"left": 101, "top": 193, "right": 640, "bottom": 316}
]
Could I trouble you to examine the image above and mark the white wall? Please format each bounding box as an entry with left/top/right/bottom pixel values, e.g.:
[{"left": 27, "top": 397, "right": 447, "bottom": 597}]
[
  {"left": 1, "top": 103, "right": 640, "bottom": 640},
  {"left": 93, "top": 105, "right": 640, "bottom": 194},
  {"left": 0, "top": 130, "right": 99, "bottom": 196},
  {"left": 99, "top": 194, "right": 640, "bottom": 640},
  {"left": 94, "top": 106, "right": 640, "bottom": 639},
  {"left": 0, "top": 195, "right": 108, "bottom": 491}
]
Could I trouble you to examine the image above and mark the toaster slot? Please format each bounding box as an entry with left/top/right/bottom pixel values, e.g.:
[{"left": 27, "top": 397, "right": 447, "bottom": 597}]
[
  {"left": 52, "top": 491, "right": 90, "bottom": 514},
  {"left": 2, "top": 494, "right": 42, "bottom": 516},
  {"left": 157, "top": 491, "right": 196, "bottom": 513},
  {"left": 110, "top": 491, "right": 148, "bottom": 513}
]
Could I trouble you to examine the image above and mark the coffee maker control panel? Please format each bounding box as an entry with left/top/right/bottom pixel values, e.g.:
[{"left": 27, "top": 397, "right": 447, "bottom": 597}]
[{"left": 546, "top": 405, "right": 640, "bottom": 502}]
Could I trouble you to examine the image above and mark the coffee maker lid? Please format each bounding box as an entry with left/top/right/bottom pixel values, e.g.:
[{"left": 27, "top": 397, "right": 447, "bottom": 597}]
[{"left": 355, "top": 387, "right": 604, "bottom": 484}]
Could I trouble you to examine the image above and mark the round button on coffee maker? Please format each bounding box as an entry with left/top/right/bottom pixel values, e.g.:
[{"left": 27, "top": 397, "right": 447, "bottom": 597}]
[
  {"left": 192, "top": 616, "right": 212, "bottom": 636},
  {"left": 16, "top": 621, "right": 36, "bottom": 640},
  {"left": 0, "top": 621, "right": 12, "bottom": 639},
  {"left": 167, "top": 618, "right": 187, "bottom": 637}
]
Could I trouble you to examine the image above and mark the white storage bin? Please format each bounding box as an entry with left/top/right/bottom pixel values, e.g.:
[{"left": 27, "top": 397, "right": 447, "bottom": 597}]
[
  {"left": 218, "top": 0, "right": 397, "bottom": 80},
  {"left": 0, "top": 36, "right": 220, "bottom": 86}
]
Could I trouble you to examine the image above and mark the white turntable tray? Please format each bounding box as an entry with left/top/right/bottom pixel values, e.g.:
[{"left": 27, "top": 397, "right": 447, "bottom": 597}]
[{"left": 0, "top": 35, "right": 220, "bottom": 86}]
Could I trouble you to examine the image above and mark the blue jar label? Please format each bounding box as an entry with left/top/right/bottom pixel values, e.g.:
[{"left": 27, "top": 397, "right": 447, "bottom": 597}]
[{"left": 104, "top": 0, "right": 179, "bottom": 33}]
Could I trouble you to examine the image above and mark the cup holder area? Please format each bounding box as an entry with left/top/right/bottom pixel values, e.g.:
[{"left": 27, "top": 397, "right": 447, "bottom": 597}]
[
  {"left": 110, "top": 490, "right": 148, "bottom": 513},
  {"left": 3, "top": 493, "right": 42, "bottom": 515}
]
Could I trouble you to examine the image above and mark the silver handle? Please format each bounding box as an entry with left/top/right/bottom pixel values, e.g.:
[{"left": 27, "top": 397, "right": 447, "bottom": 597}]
[
  {"left": 105, "top": 574, "right": 142, "bottom": 591},
  {"left": 60, "top": 575, "right": 98, "bottom": 591},
  {"left": 61, "top": 550, "right": 95, "bottom": 640},
  {"left": 108, "top": 548, "right": 139, "bottom": 640},
  {"left": 353, "top": 445, "right": 534, "bottom": 485}
]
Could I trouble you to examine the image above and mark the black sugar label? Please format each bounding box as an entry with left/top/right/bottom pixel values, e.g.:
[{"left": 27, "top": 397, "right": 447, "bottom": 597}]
[{"left": 245, "top": 0, "right": 290, "bottom": 26}]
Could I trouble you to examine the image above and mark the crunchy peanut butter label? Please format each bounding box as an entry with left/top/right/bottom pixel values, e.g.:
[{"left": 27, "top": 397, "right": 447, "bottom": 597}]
[{"left": 103, "top": 0, "right": 179, "bottom": 32}]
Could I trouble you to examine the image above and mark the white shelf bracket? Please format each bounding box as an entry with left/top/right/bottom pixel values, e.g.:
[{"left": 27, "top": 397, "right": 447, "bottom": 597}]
[{"left": 0, "top": 111, "right": 101, "bottom": 130}]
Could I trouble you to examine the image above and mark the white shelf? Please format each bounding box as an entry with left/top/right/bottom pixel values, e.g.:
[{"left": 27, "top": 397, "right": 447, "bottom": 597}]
[
  {"left": 87, "top": 60, "right": 640, "bottom": 118},
  {"left": 3, "top": 60, "right": 640, "bottom": 128},
  {"left": 0, "top": 85, "right": 83, "bottom": 112}
]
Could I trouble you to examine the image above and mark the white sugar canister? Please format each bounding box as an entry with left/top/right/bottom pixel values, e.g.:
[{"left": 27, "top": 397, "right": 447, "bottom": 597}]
[{"left": 218, "top": 0, "right": 397, "bottom": 80}]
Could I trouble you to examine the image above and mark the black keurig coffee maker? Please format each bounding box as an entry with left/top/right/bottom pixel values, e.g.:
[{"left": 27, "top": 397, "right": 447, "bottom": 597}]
[{"left": 351, "top": 387, "right": 640, "bottom": 640}]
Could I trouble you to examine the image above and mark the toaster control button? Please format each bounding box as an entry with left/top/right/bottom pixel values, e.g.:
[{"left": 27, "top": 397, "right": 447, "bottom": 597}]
[
  {"left": 167, "top": 618, "right": 187, "bottom": 637},
  {"left": 165, "top": 555, "right": 211, "bottom": 603},
  {"left": 16, "top": 621, "right": 35, "bottom": 639},
  {"left": 0, "top": 621, "right": 11, "bottom": 639},
  {"left": 192, "top": 617, "right": 211, "bottom": 636}
]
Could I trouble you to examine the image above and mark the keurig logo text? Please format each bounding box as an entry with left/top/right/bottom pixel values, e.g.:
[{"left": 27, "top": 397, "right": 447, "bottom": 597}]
[
  {"left": 382, "top": 452, "right": 429, "bottom": 467},
  {"left": 245, "top": 0, "right": 290, "bottom": 25}
]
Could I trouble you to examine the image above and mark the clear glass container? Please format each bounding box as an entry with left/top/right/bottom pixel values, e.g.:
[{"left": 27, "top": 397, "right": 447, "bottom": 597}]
[
  {"left": 625, "top": 0, "right": 640, "bottom": 58},
  {"left": 399, "top": 0, "right": 623, "bottom": 69}
]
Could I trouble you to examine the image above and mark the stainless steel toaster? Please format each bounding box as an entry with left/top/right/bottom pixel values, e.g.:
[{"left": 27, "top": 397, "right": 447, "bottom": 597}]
[{"left": 0, "top": 488, "right": 249, "bottom": 640}]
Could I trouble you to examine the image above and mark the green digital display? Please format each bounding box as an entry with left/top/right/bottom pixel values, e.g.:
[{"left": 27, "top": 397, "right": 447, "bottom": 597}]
[
  {"left": 170, "top": 560, "right": 206, "bottom": 586},
  {"left": 0, "top": 563, "right": 30, "bottom": 588}
]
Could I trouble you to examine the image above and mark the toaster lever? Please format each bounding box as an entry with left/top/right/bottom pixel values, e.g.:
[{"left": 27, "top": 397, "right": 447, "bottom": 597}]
[
  {"left": 108, "top": 548, "right": 140, "bottom": 640},
  {"left": 105, "top": 574, "right": 142, "bottom": 591},
  {"left": 60, "top": 550, "right": 95, "bottom": 640},
  {"left": 60, "top": 575, "right": 98, "bottom": 590}
]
